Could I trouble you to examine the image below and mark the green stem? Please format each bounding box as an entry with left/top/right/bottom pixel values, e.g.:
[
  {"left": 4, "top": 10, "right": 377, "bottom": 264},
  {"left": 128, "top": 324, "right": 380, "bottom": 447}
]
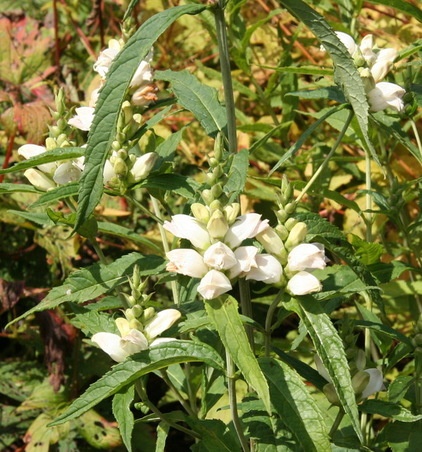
[
  {"left": 214, "top": 1, "right": 237, "bottom": 154},
  {"left": 159, "top": 370, "right": 197, "bottom": 417},
  {"left": 410, "top": 119, "right": 422, "bottom": 163},
  {"left": 296, "top": 109, "right": 354, "bottom": 204},
  {"left": 150, "top": 195, "right": 180, "bottom": 307},
  {"left": 226, "top": 350, "right": 250, "bottom": 452},
  {"left": 238, "top": 279, "right": 254, "bottom": 350},
  {"left": 329, "top": 409, "right": 345, "bottom": 438},
  {"left": 264, "top": 289, "right": 284, "bottom": 357},
  {"left": 134, "top": 380, "right": 200, "bottom": 439}
]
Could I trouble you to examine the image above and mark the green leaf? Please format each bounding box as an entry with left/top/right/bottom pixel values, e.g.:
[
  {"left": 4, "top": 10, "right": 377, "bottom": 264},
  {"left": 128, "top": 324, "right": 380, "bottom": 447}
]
[
  {"left": 224, "top": 149, "right": 249, "bottom": 195},
  {"left": 112, "top": 385, "right": 135, "bottom": 452},
  {"left": 75, "top": 3, "right": 207, "bottom": 231},
  {"left": 156, "top": 69, "right": 227, "bottom": 138},
  {"left": 360, "top": 400, "right": 422, "bottom": 422},
  {"left": 205, "top": 295, "right": 271, "bottom": 413},
  {"left": 366, "top": 0, "right": 422, "bottom": 23},
  {"left": 155, "top": 127, "right": 185, "bottom": 160},
  {"left": 278, "top": 0, "right": 379, "bottom": 167},
  {"left": 6, "top": 253, "right": 164, "bottom": 327},
  {"left": 287, "top": 298, "right": 363, "bottom": 443},
  {"left": 187, "top": 419, "right": 240, "bottom": 452},
  {"left": 270, "top": 104, "right": 346, "bottom": 173},
  {"left": 0, "top": 147, "right": 84, "bottom": 175},
  {"left": 260, "top": 357, "right": 331, "bottom": 451},
  {"left": 140, "top": 173, "right": 199, "bottom": 199},
  {"left": 30, "top": 182, "right": 79, "bottom": 207},
  {"left": 50, "top": 341, "right": 224, "bottom": 425},
  {"left": 97, "top": 221, "right": 162, "bottom": 254},
  {"left": 0, "top": 183, "right": 38, "bottom": 194},
  {"left": 69, "top": 306, "right": 119, "bottom": 336},
  {"left": 287, "top": 86, "right": 346, "bottom": 103}
]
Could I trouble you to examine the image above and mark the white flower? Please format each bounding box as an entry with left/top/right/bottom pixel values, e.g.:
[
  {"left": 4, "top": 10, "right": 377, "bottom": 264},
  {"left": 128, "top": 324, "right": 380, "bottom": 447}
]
[
  {"left": 129, "top": 152, "right": 157, "bottom": 183},
  {"left": 163, "top": 215, "right": 211, "bottom": 250},
  {"left": 245, "top": 254, "right": 283, "bottom": 284},
  {"left": 143, "top": 309, "right": 181, "bottom": 340},
  {"left": 166, "top": 248, "right": 208, "bottom": 278},
  {"left": 203, "top": 242, "right": 237, "bottom": 271},
  {"left": 229, "top": 246, "right": 260, "bottom": 278},
  {"left": 256, "top": 227, "right": 284, "bottom": 256},
  {"left": 197, "top": 269, "right": 232, "bottom": 300},
  {"left": 18, "top": 144, "right": 57, "bottom": 174},
  {"left": 53, "top": 159, "right": 84, "bottom": 185},
  {"left": 22, "top": 168, "right": 56, "bottom": 191},
  {"left": 68, "top": 107, "right": 95, "bottom": 131},
  {"left": 130, "top": 50, "right": 154, "bottom": 88},
  {"left": 91, "top": 329, "right": 149, "bottom": 363},
  {"left": 93, "top": 39, "right": 121, "bottom": 78},
  {"left": 287, "top": 271, "right": 322, "bottom": 295},
  {"left": 287, "top": 243, "right": 326, "bottom": 272},
  {"left": 361, "top": 368, "right": 385, "bottom": 398},
  {"left": 367, "top": 82, "right": 405, "bottom": 112},
  {"left": 224, "top": 213, "right": 269, "bottom": 248},
  {"left": 334, "top": 31, "right": 358, "bottom": 56},
  {"left": 370, "top": 48, "right": 397, "bottom": 83}
]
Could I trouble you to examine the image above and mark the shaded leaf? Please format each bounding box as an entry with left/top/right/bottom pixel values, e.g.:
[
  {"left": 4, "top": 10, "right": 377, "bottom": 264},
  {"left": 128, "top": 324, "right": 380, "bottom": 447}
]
[{"left": 112, "top": 385, "right": 135, "bottom": 452}]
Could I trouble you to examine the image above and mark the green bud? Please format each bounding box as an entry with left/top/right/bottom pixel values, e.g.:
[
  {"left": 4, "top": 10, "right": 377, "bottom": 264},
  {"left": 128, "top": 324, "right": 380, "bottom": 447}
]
[
  {"left": 285, "top": 202, "right": 296, "bottom": 215},
  {"left": 191, "top": 203, "right": 210, "bottom": 223},
  {"left": 125, "top": 308, "right": 136, "bottom": 321},
  {"left": 285, "top": 217, "right": 298, "bottom": 231},
  {"left": 352, "top": 371, "right": 370, "bottom": 396},
  {"left": 209, "top": 157, "right": 218, "bottom": 168},
  {"left": 275, "top": 224, "right": 289, "bottom": 241},
  {"left": 285, "top": 222, "right": 308, "bottom": 250},
  {"left": 143, "top": 307, "right": 155, "bottom": 322},
  {"left": 131, "top": 305, "right": 143, "bottom": 319},
  {"left": 49, "top": 125, "right": 61, "bottom": 138},
  {"left": 211, "top": 183, "right": 223, "bottom": 199},
  {"left": 201, "top": 189, "right": 214, "bottom": 205},
  {"left": 117, "top": 149, "right": 128, "bottom": 160},
  {"left": 323, "top": 383, "right": 340, "bottom": 406},
  {"left": 114, "top": 158, "right": 128, "bottom": 177},
  {"left": 45, "top": 137, "right": 57, "bottom": 150},
  {"left": 128, "top": 319, "right": 143, "bottom": 330},
  {"left": 207, "top": 210, "right": 229, "bottom": 240},
  {"left": 224, "top": 203, "right": 240, "bottom": 224},
  {"left": 112, "top": 140, "right": 121, "bottom": 151},
  {"left": 276, "top": 210, "right": 288, "bottom": 224}
]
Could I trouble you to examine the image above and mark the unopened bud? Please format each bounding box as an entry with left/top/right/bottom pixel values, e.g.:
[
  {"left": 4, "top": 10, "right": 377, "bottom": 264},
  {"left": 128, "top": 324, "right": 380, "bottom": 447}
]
[
  {"left": 285, "top": 218, "right": 298, "bottom": 231},
  {"left": 191, "top": 203, "right": 210, "bottom": 223},
  {"left": 224, "top": 203, "right": 240, "bottom": 224},
  {"left": 128, "top": 319, "right": 143, "bottom": 330},
  {"left": 207, "top": 210, "right": 229, "bottom": 240},
  {"left": 130, "top": 152, "right": 157, "bottom": 182},
  {"left": 112, "top": 140, "right": 121, "bottom": 151},
  {"left": 143, "top": 307, "right": 155, "bottom": 322},
  {"left": 201, "top": 189, "right": 213, "bottom": 205},
  {"left": 275, "top": 224, "right": 289, "bottom": 241},
  {"left": 352, "top": 371, "right": 370, "bottom": 396},
  {"left": 45, "top": 137, "right": 58, "bottom": 150},
  {"left": 323, "top": 383, "right": 340, "bottom": 406},
  {"left": 114, "top": 158, "right": 128, "bottom": 177},
  {"left": 211, "top": 183, "right": 223, "bottom": 199},
  {"left": 131, "top": 305, "right": 143, "bottom": 319},
  {"left": 285, "top": 222, "right": 308, "bottom": 250}
]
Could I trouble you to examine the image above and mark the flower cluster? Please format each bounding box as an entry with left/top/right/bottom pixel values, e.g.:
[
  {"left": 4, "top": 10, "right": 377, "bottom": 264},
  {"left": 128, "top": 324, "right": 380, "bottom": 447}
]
[
  {"left": 91, "top": 308, "right": 181, "bottom": 362},
  {"left": 91, "top": 270, "right": 181, "bottom": 362},
  {"left": 327, "top": 32, "right": 405, "bottom": 113},
  {"left": 164, "top": 197, "right": 327, "bottom": 300},
  {"left": 17, "top": 38, "right": 159, "bottom": 192}
]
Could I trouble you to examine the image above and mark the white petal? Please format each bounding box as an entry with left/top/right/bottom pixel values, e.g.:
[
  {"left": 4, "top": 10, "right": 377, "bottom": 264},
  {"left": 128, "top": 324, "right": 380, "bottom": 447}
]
[
  {"left": 150, "top": 337, "right": 178, "bottom": 347},
  {"left": 287, "top": 271, "right": 322, "bottom": 295},
  {"left": 367, "top": 82, "right": 405, "bottom": 112},
  {"left": 287, "top": 243, "right": 326, "bottom": 272},
  {"left": 166, "top": 249, "right": 208, "bottom": 278},
  {"left": 245, "top": 254, "right": 283, "bottom": 284},
  {"left": 229, "top": 246, "right": 259, "bottom": 278},
  {"left": 91, "top": 332, "right": 142, "bottom": 363},
  {"left": 68, "top": 107, "right": 95, "bottom": 131},
  {"left": 163, "top": 215, "right": 211, "bottom": 249},
  {"left": 335, "top": 31, "right": 358, "bottom": 56},
  {"left": 130, "top": 51, "right": 154, "bottom": 88},
  {"left": 18, "top": 144, "right": 57, "bottom": 173},
  {"left": 23, "top": 168, "right": 56, "bottom": 191},
  {"left": 197, "top": 270, "right": 232, "bottom": 300},
  {"left": 314, "top": 355, "right": 332, "bottom": 383},
  {"left": 53, "top": 161, "right": 83, "bottom": 185},
  {"left": 103, "top": 159, "right": 115, "bottom": 185},
  {"left": 361, "top": 368, "right": 385, "bottom": 398},
  {"left": 144, "top": 309, "right": 181, "bottom": 339},
  {"left": 120, "top": 329, "right": 149, "bottom": 357},
  {"left": 129, "top": 152, "right": 157, "bottom": 182},
  {"left": 203, "top": 242, "right": 237, "bottom": 270},
  {"left": 256, "top": 227, "right": 284, "bottom": 256},
  {"left": 225, "top": 214, "right": 268, "bottom": 248}
]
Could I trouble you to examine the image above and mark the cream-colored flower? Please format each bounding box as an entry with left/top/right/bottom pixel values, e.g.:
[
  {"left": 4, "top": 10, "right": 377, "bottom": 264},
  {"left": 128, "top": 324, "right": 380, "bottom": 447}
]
[
  {"left": 367, "top": 82, "right": 405, "bottom": 112},
  {"left": 166, "top": 248, "right": 208, "bottom": 278},
  {"left": 287, "top": 271, "right": 322, "bottom": 295},
  {"left": 197, "top": 269, "right": 232, "bottom": 300}
]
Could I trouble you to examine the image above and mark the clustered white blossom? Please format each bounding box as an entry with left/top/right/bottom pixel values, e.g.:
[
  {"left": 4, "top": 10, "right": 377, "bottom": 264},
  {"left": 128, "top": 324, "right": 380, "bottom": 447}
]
[
  {"left": 18, "top": 39, "right": 158, "bottom": 192},
  {"left": 325, "top": 32, "right": 405, "bottom": 113},
  {"left": 91, "top": 308, "right": 181, "bottom": 363},
  {"left": 164, "top": 202, "right": 327, "bottom": 300}
]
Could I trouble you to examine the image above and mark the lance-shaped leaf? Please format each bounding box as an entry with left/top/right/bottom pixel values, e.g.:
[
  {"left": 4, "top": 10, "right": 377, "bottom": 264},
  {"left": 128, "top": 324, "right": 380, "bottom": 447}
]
[
  {"left": 50, "top": 341, "right": 224, "bottom": 425},
  {"left": 156, "top": 69, "right": 227, "bottom": 138},
  {"left": 287, "top": 298, "right": 363, "bottom": 443},
  {"left": 260, "top": 357, "right": 331, "bottom": 452},
  {"left": 75, "top": 3, "right": 207, "bottom": 231},
  {"left": 6, "top": 253, "right": 164, "bottom": 327},
  {"left": 205, "top": 295, "right": 271, "bottom": 413},
  {"left": 112, "top": 385, "right": 135, "bottom": 452},
  {"left": 0, "top": 147, "right": 84, "bottom": 175},
  {"left": 278, "top": 0, "right": 379, "bottom": 167}
]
